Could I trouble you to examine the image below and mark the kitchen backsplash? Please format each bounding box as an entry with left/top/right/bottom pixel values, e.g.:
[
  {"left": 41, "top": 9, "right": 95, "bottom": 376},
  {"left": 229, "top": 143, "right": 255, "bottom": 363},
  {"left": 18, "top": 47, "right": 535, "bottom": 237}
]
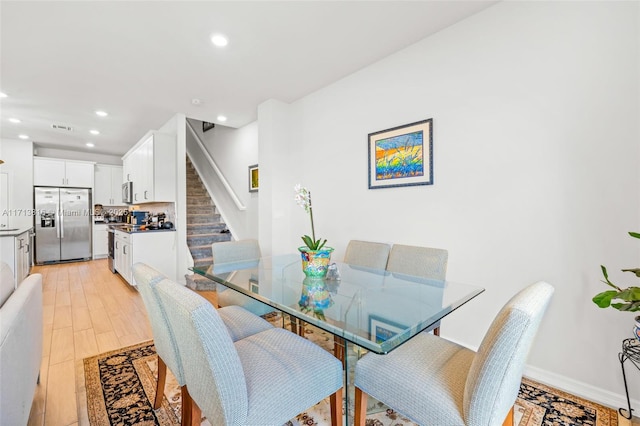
[{"left": 129, "top": 202, "right": 176, "bottom": 225}]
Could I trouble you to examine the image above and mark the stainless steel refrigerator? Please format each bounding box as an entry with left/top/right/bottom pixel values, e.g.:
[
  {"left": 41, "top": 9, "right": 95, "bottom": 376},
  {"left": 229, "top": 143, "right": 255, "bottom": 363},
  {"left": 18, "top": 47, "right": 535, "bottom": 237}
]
[{"left": 34, "top": 187, "right": 92, "bottom": 264}]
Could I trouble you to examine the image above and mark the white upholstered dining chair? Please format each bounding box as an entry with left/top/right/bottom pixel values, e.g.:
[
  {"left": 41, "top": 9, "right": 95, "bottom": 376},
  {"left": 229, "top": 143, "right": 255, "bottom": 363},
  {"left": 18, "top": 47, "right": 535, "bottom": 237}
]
[
  {"left": 386, "top": 244, "right": 448, "bottom": 335},
  {"left": 353, "top": 281, "right": 554, "bottom": 426},
  {"left": 132, "top": 263, "right": 274, "bottom": 426},
  {"left": 212, "top": 239, "right": 275, "bottom": 316},
  {"left": 154, "top": 275, "right": 345, "bottom": 426},
  {"left": 343, "top": 240, "right": 391, "bottom": 270}
]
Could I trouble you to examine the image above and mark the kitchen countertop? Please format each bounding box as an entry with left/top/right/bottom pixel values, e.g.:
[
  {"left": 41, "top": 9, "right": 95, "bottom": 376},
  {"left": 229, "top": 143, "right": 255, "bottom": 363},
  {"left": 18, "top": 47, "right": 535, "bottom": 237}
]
[
  {"left": 109, "top": 224, "right": 175, "bottom": 234},
  {"left": 0, "top": 226, "right": 33, "bottom": 237}
]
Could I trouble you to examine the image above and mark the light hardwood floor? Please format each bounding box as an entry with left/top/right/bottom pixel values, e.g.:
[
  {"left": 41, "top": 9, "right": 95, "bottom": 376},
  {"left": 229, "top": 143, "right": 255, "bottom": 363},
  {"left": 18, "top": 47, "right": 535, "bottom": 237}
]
[{"left": 26, "top": 259, "right": 639, "bottom": 426}]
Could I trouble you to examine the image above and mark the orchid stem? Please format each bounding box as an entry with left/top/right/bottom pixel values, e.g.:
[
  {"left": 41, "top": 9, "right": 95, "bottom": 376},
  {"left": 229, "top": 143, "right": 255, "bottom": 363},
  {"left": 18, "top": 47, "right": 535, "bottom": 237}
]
[{"left": 308, "top": 191, "right": 316, "bottom": 245}]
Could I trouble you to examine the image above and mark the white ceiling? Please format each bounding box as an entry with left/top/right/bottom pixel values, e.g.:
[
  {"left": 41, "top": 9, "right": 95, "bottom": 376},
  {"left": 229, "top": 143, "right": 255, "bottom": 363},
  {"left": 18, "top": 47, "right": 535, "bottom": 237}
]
[{"left": 0, "top": 1, "right": 496, "bottom": 157}]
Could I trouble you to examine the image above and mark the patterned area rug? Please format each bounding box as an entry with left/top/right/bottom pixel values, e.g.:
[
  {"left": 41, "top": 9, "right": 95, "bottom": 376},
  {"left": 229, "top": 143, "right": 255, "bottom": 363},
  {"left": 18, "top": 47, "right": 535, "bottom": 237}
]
[{"left": 84, "top": 329, "right": 619, "bottom": 426}]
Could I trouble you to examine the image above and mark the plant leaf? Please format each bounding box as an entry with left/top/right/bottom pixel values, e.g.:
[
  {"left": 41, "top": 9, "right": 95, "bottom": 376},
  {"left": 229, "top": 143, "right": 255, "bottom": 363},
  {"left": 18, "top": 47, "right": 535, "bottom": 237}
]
[
  {"left": 316, "top": 239, "right": 327, "bottom": 250},
  {"left": 600, "top": 265, "right": 621, "bottom": 290},
  {"left": 615, "top": 287, "right": 640, "bottom": 302},
  {"left": 301, "top": 235, "right": 314, "bottom": 249},
  {"left": 629, "top": 231, "right": 640, "bottom": 239},
  {"left": 621, "top": 268, "right": 640, "bottom": 278},
  {"left": 592, "top": 290, "right": 617, "bottom": 308}
]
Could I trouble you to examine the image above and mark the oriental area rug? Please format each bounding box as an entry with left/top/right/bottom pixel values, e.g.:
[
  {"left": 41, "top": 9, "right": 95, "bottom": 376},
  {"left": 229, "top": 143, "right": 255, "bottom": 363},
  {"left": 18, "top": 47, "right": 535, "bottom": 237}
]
[{"left": 85, "top": 330, "right": 619, "bottom": 426}]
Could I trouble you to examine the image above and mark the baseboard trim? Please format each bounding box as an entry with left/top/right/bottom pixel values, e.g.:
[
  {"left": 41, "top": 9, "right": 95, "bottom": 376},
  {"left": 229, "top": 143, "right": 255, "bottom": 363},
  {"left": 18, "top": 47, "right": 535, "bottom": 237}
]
[
  {"left": 445, "top": 336, "right": 640, "bottom": 413},
  {"left": 523, "top": 365, "right": 639, "bottom": 413}
]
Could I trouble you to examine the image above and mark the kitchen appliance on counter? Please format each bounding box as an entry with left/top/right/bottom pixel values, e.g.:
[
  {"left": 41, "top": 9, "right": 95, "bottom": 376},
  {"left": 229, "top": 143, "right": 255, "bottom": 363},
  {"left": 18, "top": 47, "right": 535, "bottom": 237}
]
[
  {"left": 131, "top": 211, "right": 148, "bottom": 225},
  {"left": 35, "top": 187, "right": 92, "bottom": 264}
]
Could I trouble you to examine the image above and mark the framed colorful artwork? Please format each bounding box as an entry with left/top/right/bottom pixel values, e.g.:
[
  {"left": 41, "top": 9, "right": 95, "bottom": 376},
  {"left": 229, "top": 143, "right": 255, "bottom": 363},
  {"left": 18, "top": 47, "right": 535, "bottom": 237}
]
[
  {"left": 368, "top": 118, "right": 433, "bottom": 189},
  {"left": 248, "top": 164, "right": 259, "bottom": 192},
  {"left": 369, "top": 314, "right": 407, "bottom": 344}
]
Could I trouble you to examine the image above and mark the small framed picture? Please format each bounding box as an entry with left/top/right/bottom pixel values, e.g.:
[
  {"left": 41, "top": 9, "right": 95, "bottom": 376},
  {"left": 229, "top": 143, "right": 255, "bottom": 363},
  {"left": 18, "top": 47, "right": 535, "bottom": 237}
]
[
  {"left": 369, "top": 314, "right": 407, "bottom": 344},
  {"left": 248, "top": 164, "right": 259, "bottom": 192},
  {"left": 368, "top": 118, "right": 433, "bottom": 189},
  {"left": 249, "top": 278, "right": 259, "bottom": 294},
  {"left": 203, "top": 121, "right": 215, "bottom": 132}
]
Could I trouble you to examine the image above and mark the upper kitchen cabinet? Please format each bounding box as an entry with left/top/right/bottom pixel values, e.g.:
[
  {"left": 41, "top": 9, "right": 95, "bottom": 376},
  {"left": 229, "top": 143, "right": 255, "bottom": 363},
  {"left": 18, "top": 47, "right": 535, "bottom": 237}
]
[
  {"left": 122, "top": 131, "right": 176, "bottom": 203},
  {"left": 33, "top": 157, "right": 94, "bottom": 188},
  {"left": 94, "top": 164, "right": 123, "bottom": 205}
]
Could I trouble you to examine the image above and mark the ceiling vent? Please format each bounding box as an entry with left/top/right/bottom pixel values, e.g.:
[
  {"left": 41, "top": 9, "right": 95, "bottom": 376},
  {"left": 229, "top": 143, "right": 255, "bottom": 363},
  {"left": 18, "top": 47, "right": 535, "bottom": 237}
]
[{"left": 51, "top": 124, "right": 73, "bottom": 132}]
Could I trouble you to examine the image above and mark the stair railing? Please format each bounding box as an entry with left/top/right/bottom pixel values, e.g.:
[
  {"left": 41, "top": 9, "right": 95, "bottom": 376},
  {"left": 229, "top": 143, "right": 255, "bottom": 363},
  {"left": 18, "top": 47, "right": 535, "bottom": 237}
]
[{"left": 185, "top": 119, "right": 246, "bottom": 211}]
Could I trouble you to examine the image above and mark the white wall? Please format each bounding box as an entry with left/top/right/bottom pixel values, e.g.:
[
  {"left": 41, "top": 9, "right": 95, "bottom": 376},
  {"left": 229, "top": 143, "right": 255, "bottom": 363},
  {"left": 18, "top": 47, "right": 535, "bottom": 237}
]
[
  {"left": 189, "top": 119, "right": 260, "bottom": 240},
  {"left": 0, "top": 139, "right": 34, "bottom": 229},
  {"left": 258, "top": 1, "right": 639, "bottom": 407}
]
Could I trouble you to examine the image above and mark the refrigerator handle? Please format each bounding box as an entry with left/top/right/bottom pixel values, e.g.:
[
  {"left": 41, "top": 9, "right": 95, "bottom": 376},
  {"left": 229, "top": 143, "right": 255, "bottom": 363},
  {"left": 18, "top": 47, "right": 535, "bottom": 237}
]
[
  {"left": 56, "top": 210, "right": 61, "bottom": 239},
  {"left": 60, "top": 209, "right": 64, "bottom": 239}
]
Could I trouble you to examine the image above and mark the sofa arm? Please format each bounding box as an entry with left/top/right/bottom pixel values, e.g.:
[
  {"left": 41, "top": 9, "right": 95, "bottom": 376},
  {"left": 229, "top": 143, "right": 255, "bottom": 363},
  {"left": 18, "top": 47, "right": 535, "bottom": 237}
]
[{"left": 0, "top": 273, "right": 43, "bottom": 426}]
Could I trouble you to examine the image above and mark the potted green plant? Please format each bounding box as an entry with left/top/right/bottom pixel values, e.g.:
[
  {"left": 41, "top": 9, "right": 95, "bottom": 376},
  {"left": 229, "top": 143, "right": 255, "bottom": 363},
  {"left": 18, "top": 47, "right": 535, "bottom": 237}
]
[
  {"left": 294, "top": 184, "right": 334, "bottom": 277},
  {"left": 593, "top": 232, "right": 640, "bottom": 339}
]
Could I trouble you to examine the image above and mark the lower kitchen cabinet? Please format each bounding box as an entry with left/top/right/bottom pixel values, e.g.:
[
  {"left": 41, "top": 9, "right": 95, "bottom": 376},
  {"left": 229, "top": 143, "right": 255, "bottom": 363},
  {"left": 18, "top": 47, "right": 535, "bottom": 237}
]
[
  {"left": 113, "top": 230, "right": 176, "bottom": 286},
  {"left": 93, "top": 223, "right": 109, "bottom": 259},
  {"left": 0, "top": 228, "right": 32, "bottom": 285}
]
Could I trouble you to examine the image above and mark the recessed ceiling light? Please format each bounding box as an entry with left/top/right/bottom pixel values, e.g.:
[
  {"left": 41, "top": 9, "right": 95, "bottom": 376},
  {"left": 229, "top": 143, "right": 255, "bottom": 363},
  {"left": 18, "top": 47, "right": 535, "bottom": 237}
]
[
  {"left": 95, "top": 110, "right": 108, "bottom": 117},
  {"left": 89, "top": 129, "right": 100, "bottom": 135},
  {"left": 86, "top": 142, "right": 95, "bottom": 148},
  {"left": 217, "top": 115, "right": 227, "bottom": 122},
  {"left": 9, "top": 118, "right": 21, "bottom": 124},
  {"left": 0, "top": 92, "right": 7, "bottom": 98},
  {"left": 18, "top": 134, "right": 29, "bottom": 140},
  {"left": 210, "top": 34, "right": 228, "bottom": 47}
]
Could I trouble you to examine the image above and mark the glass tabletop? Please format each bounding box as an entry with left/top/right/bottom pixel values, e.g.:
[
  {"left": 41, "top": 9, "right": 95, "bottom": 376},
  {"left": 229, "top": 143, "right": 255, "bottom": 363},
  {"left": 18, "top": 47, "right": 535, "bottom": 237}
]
[{"left": 191, "top": 254, "right": 484, "bottom": 354}]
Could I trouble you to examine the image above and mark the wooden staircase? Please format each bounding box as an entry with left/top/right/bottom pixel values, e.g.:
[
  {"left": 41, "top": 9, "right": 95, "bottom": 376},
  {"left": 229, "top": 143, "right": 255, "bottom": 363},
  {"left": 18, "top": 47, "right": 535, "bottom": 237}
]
[{"left": 184, "top": 157, "right": 232, "bottom": 290}]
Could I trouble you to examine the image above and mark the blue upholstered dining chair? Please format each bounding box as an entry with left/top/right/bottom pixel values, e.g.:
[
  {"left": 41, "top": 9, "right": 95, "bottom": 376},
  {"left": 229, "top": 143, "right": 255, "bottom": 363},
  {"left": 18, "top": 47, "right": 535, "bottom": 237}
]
[
  {"left": 132, "top": 263, "right": 274, "bottom": 426},
  {"left": 343, "top": 240, "right": 391, "bottom": 270},
  {"left": 212, "top": 239, "right": 275, "bottom": 316},
  {"left": 386, "top": 244, "right": 448, "bottom": 335},
  {"left": 354, "top": 281, "right": 554, "bottom": 426},
  {"left": 154, "top": 275, "right": 345, "bottom": 426}
]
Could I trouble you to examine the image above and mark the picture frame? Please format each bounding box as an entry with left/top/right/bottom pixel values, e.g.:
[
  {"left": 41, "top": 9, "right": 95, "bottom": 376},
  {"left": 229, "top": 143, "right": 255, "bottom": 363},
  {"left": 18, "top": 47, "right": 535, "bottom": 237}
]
[
  {"left": 369, "top": 314, "right": 407, "bottom": 344},
  {"left": 249, "top": 277, "right": 259, "bottom": 294},
  {"left": 202, "top": 121, "right": 215, "bottom": 132},
  {"left": 368, "top": 118, "right": 433, "bottom": 189},
  {"left": 248, "top": 164, "right": 259, "bottom": 192}
]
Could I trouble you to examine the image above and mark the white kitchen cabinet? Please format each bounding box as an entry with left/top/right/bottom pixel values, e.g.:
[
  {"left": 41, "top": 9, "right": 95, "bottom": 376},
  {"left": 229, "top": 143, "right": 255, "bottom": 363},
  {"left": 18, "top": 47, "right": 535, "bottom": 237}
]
[
  {"left": 92, "top": 223, "right": 108, "bottom": 259},
  {"left": 122, "top": 131, "right": 176, "bottom": 204},
  {"left": 34, "top": 157, "right": 94, "bottom": 188},
  {"left": 94, "top": 164, "right": 123, "bottom": 205},
  {"left": 113, "top": 229, "right": 176, "bottom": 286},
  {"left": 114, "top": 230, "right": 132, "bottom": 284},
  {"left": 0, "top": 228, "right": 31, "bottom": 285}
]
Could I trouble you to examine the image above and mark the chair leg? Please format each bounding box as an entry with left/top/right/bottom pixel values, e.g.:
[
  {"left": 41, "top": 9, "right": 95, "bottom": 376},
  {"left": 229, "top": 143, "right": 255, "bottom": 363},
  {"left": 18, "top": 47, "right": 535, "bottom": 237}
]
[
  {"left": 154, "top": 356, "right": 167, "bottom": 409},
  {"left": 433, "top": 326, "right": 440, "bottom": 336},
  {"left": 330, "top": 387, "right": 343, "bottom": 426},
  {"left": 354, "top": 387, "right": 367, "bottom": 426},
  {"left": 502, "top": 406, "right": 514, "bottom": 426},
  {"left": 333, "top": 336, "right": 345, "bottom": 366},
  {"left": 181, "top": 386, "right": 201, "bottom": 426}
]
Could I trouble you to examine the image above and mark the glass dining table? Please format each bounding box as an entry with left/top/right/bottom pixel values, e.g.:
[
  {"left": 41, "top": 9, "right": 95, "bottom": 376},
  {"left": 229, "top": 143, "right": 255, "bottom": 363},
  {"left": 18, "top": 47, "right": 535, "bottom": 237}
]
[{"left": 191, "top": 254, "right": 485, "bottom": 424}]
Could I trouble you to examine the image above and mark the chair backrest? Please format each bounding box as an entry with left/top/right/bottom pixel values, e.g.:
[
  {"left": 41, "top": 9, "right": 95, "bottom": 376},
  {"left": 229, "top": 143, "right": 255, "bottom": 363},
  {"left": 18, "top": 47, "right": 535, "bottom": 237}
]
[
  {"left": 344, "top": 240, "right": 390, "bottom": 270},
  {"left": 463, "top": 281, "right": 554, "bottom": 426},
  {"left": 131, "top": 263, "right": 186, "bottom": 384},
  {"left": 386, "top": 244, "right": 448, "bottom": 280},
  {"left": 212, "top": 239, "right": 261, "bottom": 265},
  {"left": 154, "top": 277, "right": 249, "bottom": 425}
]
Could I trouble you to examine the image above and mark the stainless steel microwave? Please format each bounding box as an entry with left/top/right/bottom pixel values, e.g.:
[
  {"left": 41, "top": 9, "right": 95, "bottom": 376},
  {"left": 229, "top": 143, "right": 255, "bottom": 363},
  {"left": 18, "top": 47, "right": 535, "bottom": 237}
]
[{"left": 122, "top": 181, "right": 133, "bottom": 204}]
